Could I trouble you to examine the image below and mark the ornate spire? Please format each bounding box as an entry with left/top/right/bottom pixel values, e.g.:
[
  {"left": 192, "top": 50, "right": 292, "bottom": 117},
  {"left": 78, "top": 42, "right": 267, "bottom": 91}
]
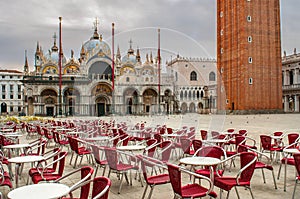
[
  {"left": 91, "top": 17, "right": 100, "bottom": 40},
  {"left": 36, "top": 41, "right": 40, "bottom": 53},
  {"left": 116, "top": 45, "right": 121, "bottom": 60},
  {"left": 136, "top": 47, "right": 141, "bottom": 63},
  {"left": 24, "top": 50, "right": 29, "bottom": 73},
  {"left": 150, "top": 51, "right": 153, "bottom": 63},
  {"left": 128, "top": 39, "right": 134, "bottom": 54},
  {"left": 51, "top": 32, "right": 58, "bottom": 52}
]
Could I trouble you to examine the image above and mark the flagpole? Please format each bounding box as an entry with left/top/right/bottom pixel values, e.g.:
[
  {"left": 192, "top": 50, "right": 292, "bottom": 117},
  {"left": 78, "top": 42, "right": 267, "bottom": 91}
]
[
  {"left": 158, "top": 28, "right": 161, "bottom": 114},
  {"left": 58, "top": 17, "right": 63, "bottom": 116},
  {"left": 111, "top": 23, "right": 115, "bottom": 115}
]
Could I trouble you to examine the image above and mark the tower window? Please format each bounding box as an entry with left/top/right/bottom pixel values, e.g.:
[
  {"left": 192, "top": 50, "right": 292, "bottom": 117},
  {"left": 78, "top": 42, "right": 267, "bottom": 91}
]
[
  {"left": 248, "top": 36, "right": 252, "bottom": 43},
  {"left": 247, "top": 15, "right": 252, "bottom": 22},
  {"left": 220, "top": 29, "right": 224, "bottom": 35},
  {"left": 126, "top": 77, "right": 130, "bottom": 82},
  {"left": 248, "top": 57, "right": 253, "bottom": 63},
  {"left": 220, "top": 11, "right": 223, "bottom": 17},
  {"left": 221, "top": 48, "right": 224, "bottom": 54},
  {"left": 226, "top": 99, "right": 229, "bottom": 104},
  {"left": 249, "top": 78, "right": 253, "bottom": 85}
]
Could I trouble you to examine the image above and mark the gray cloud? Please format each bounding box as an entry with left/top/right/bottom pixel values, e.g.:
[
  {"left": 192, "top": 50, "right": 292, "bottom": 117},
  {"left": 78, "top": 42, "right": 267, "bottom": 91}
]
[{"left": 0, "top": 0, "right": 299, "bottom": 70}]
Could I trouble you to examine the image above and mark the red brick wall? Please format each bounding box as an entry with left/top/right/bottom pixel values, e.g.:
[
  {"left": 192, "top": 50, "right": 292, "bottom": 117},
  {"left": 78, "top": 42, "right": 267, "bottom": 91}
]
[{"left": 217, "top": 0, "right": 282, "bottom": 112}]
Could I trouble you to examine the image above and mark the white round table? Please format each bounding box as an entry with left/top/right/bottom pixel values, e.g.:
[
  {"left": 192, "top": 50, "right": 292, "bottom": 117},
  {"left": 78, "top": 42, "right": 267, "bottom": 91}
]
[
  {"left": 282, "top": 148, "right": 300, "bottom": 191},
  {"left": 8, "top": 155, "right": 44, "bottom": 188},
  {"left": 8, "top": 183, "right": 69, "bottom": 199},
  {"left": 117, "top": 145, "right": 146, "bottom": 152},
  {"left": 180, "top": 156, "right": 221, "bottom": 166}
]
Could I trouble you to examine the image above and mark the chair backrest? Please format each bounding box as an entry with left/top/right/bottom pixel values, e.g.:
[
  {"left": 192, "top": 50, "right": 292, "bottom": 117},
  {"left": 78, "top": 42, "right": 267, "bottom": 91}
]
[
  {"left": 167, "top": 163, "right": 182, "bottom": 196},
  {"left": 260, "top": 135, "right": 272, "bottom": 150},
  {"left": 239, "top": 152, "right": 257, "bottom": 183},
  {"left": 104, "top": 148, "right": 118, "bottom": 170},
  {"left": 57, "top": 151, "right": 68, "bottom": 176},
  {"left": 180, "top": 138, "right": 191, "bottom": 154},
  {"left": 288, "top": 133, "right": 299, "bottom": 147},
  {"left": 196, "top": 145, "right": 225, "bottom": 159},
  {"left": 77, "top": 166, "right": 94, "bottom": 199},
  {"left": 192, "top": 139, "right": 202, "bottom": 155},
  {"left": 154, "top": 133, "right": 162, "bottom": 144},
  {"left": 211, "top": 131, "right": 220, "bottom": 138},
  {"left": 293, "top": 154, "right": 300, "bottom": 178},
  {"left": 92, "top": 176, "right": 111, "bottom": 199},
  {"left": 235, "top": 136, "right": 247, "bottom": 147},
  {"left": 239, "top": 129, "right": 247, "bottom": 136},
  {"left": 161, "top": 140, "right": 173, "bottom": 162},
  {"left": 200, "top": 130, "right": 208, "bottom": 140},
  {"left": 227, "top": 128, "right": 235, "bottom": 133},
  {"left": 145, "top": 139, "right": 157, "bottom": 157}
]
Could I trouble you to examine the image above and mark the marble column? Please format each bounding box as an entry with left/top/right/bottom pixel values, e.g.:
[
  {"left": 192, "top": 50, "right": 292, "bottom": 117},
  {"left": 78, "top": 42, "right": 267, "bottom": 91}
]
[
  {"left": 284, "top": 95, "right": 289, "bottom": 112},
  {"left": 295, "top": 95, "right": 299, "bottom": 112}
]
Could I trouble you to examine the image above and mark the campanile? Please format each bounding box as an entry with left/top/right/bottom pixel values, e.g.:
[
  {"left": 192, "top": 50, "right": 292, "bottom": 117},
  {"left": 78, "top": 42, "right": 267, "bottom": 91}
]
[{"left": 217, "top": 0, "right": 283, "bottom": 113}]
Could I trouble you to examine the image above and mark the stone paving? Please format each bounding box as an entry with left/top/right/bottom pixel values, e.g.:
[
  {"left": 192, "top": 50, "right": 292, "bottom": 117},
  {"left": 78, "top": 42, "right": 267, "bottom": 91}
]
[{"left": 1, "top": 113, "right": 300, "bottom": 199}]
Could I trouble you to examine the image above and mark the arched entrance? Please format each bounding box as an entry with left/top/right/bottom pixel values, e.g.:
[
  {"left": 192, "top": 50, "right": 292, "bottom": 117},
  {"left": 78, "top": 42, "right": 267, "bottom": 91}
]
[
  {"left": 64, "top": 88, "right": 80, "bottom": 116},
  {"left": 124, "top": 88, "right": 139, "bottom": 115},
  {"left": 164, "top": 90, "right": 172, "bottom": 114},
  {"left": 189, "top": 103, "right": 196, "bottom": 113},
  {"left": 41, "top": 89, "right": 57, "bottom": 116},
  {"left": 181, "top": 103, "right": 188, "bottom": 114},
  {"left": 1, "top": 102, "right": 7, "bottom": 114},
  {"left": 92, "top": 83, "right": 112, "bottom": 116},
  {"left": 142, "top": 88, "right": 158, "bottom": 114}
]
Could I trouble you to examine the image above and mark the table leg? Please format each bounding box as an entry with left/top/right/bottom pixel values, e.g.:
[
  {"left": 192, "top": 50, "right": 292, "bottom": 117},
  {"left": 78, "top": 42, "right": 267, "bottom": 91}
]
[
  {"left": 15, "top": 163, "right": 20, "bottom": 188},
  {"left": 284, "top": 159, "right": 287, "bottom": 191}
]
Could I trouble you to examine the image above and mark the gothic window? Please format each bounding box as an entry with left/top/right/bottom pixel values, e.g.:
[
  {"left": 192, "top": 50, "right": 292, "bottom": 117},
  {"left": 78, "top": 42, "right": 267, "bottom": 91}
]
[
  {"left": 209, "top": 72, "right": 216, "bottom": 81},
  {"left": 126, "top": 77, "right": 130, "bottom": 82},
  {"left": 190, "top": 71, "right": 197, "bottom": 81}
]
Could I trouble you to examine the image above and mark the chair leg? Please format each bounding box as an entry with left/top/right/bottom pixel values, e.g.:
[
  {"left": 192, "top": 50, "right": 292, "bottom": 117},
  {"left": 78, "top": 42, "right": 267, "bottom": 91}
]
[
  {"left": 248, "top": 187, "right": 255, "bottom": 199},
  {"left": 141, "top": 185, "right": 148, "bottom": 199},
  {"left": 69, "top": 152, "right": 74, "bottom": 165},
  {"left": 234, "top": 186, "right": 240, "bottom": 199},
  {"left": 118, "top": 173, "right": 125, "bottom": 194},
  {"left": 102, "top": 165, "right": 107, "bottom": 176},
  {"left": 271, "top": 169, "right": 278, "bottom": 189},
  {"left": 261, "top": 169, "right": 266, "bottom": 183},
  {"left": 94, "top": 165, "right": 99, "bottom": 178},
  {"left": 73, "top": 155, "right": 78, "bottom": 168},
  {"left": 226, "top": 190, "right": 230, "bottom": 199},
  {"left": 292, "top": 180, "right": 298, "bottom": 199},
  {"left": 277, "top": 162, "right": 282, "bottom": 179},
  {"left": 148, "top": 186, "right": 154, "bottom": 199}
]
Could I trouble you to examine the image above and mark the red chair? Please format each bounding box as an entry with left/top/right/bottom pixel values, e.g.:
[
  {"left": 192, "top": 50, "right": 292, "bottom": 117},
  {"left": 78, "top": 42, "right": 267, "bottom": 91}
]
[
  {"left": 90, "top": 144, "right": 107, "bottom": 177},
  {"left": 138, "top": 155, "right": 170, "bottom": 199},
  {"left": 91, "top": 176, "right": 111, "bottom": 199},
  {"left": 69, "top": 137, "right": 91, "bottom": 168},
  {"left": 53, "top": 131, "right": 69, "bottom": 149},
  {"left": 180, "top": 138, "right": 194, "bottom": 157},
  {"left": 155, "top": 140, "right": 173, "bottom": 163},
  {"left": 104, "top": 147, "right": 139, "bottom": 194},
  {"left": 167, "top": 163, "right": 217, "bottom": 198},
  {"left": 292, "top": 153, "right": 300, "bottom": 199},
  {"left": 238, "top": 144, "right": 277, "bottom": 189},
  {"left": 287, "top": 133, "right": 299, "bottom": 148},
  {"left": 191, "top": 139, "right": 202, "bottom": 156},
  {"left": 30, "top": 151, "right": 68, "bottom": 184},
  {"left": 200, "top": 130, "right": 208, "bottom": 140},
  {"left": 144, "top": 139, "right": 158, "bottom": 158},
  {"left": 55, "top": 166, "right": 94, "bottom": 199},
  {"left": 214, "top": 152, "right": 257, "bottom": 199},
  {"left": 260, "top": 135, "right": 282, "bottom": 162},
  {"left": 194, "top": 146, "right": 226, "bottom": 179},
  {"left": 0, "top": 162, "right": 13, "bottom": 191},
  {"left": 27, "top": 147, "right": 61, "bottom": 184}
]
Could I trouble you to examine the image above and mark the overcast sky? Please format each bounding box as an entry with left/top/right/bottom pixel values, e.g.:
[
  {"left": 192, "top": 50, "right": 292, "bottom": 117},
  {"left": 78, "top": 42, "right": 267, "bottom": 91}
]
[{"left": 0, "top": 0, "right": 299, "bottom": 71}]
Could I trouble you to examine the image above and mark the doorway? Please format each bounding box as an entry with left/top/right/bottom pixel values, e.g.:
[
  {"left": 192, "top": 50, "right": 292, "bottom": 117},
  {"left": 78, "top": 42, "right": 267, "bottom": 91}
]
[
  {"left": 97, "top": 103, "right": 105, "bottom": 116},
  {"left": 46, "top": 107, "right": 54, "bottom": 116}
]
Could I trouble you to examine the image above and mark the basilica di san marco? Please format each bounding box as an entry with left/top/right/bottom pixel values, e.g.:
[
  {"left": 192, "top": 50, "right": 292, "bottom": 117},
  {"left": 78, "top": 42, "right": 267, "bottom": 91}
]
[{"left": 22, "top": 20, "right": 217, "bottom": 117}]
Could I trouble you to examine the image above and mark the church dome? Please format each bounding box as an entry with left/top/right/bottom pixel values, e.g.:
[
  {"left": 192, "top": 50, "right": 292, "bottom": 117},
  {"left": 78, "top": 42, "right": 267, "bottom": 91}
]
[
  {"left": 83, "top": 36, "right": 111, "bottom": 57},
  {"left": 44, "top": 50, "right": 67, "bottom": 64},
  {"left": 122, "top": 54, "right": 137, "bottom": 64}
]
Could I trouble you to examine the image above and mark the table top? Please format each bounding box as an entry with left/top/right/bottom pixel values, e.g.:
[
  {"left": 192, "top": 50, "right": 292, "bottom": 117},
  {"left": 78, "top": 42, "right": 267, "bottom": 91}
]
[
  {"left": 7, "top": 183, "right": 69, "bottom": 199},
  {"left": 8, "top": 155, "right": 44, "bottom": 164},
  {"left": 4, "top": 143, "right": 30, "bottom": 149},
  {"left": 67, "top": 131, "right": 85, "bottom": 134},
  {"left": 283, "top": 148, "right": 300, "bottom": 154},
  {"left": 85, "top": 136, "right": 109, "bottom": 141},
  {"left": 2, "top": 133, "right": 23, "bottom": 137},
  {"left": 161, "top": 134, "right": 183, "bottom": 137},
  {"left": 117, "top": 145, "right": 146, "bottom": 151},
  {"left": 204, "top": 139, "right": 228, "bottom": 143},
  {"left": 180, "top": 156, "right": 221, "bottom": 166},
  {"left": 1, "top": 128, "right": 14, "bottom": 132}
]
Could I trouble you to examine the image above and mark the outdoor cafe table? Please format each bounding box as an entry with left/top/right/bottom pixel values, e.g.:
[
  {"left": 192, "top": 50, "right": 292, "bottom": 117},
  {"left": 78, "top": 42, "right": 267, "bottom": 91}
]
[
  {"left": 282, "top": 148, "right": 300, "bottom": 191},
  {"left": 8, "top": 155, "right": 44, "bottom": 188},
  {"left": 179, "top": 156, "right": 221, "bottom": 181},
  {"left": 7, "top": 183, "right": 69, "bottom": 199},
  {"left": 4, "top": 143, "right": 30, "bottom": 158},
  {"left": 117, "top": 145, "right": 146, "bottom": 152}
]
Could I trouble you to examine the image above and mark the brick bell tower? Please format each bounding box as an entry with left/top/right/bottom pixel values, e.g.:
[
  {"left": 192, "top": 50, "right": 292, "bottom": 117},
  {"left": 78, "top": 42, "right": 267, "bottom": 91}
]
[{"left": 217, "top": 0, "right": 283, "bottom": 114}]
